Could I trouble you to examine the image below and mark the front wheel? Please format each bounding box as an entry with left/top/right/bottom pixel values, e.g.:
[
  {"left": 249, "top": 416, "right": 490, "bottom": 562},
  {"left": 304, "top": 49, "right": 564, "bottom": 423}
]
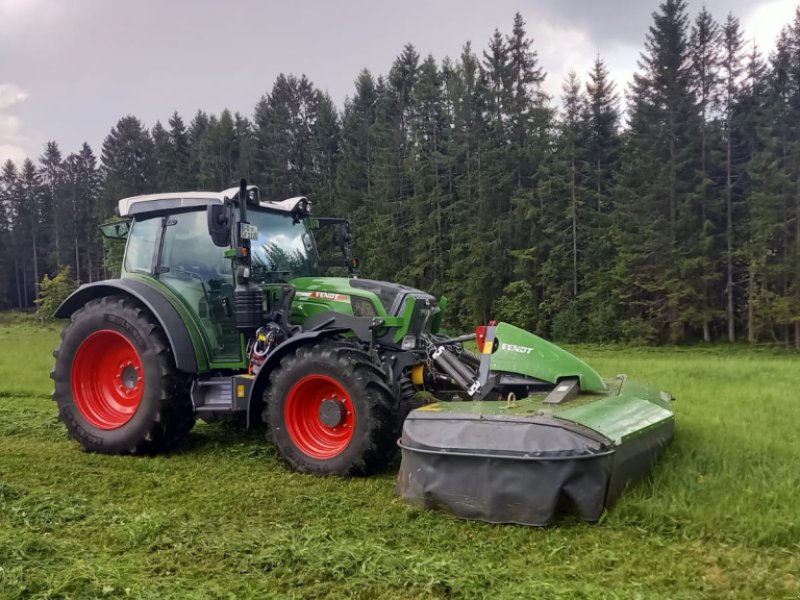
[
  {"left": 265, "top": 342, "right": 398, "bottom": 476},
  {"left": 51, "top": 295, "right": 195, "bottom": 455}
]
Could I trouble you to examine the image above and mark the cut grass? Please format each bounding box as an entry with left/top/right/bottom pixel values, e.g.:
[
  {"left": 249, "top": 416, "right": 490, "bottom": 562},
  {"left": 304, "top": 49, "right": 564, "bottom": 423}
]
[{"left": 1, "top": 323, "right": 799, "bottom": 599}]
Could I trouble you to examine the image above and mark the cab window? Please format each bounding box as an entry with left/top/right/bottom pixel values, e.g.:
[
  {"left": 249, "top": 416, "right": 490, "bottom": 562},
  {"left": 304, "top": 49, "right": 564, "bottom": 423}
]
[
  {"left": 158, "top": 210, "right": 239, "bottom": 362},
  {"left": 124, "top": 217, "right": 160, "bottom": 274}
]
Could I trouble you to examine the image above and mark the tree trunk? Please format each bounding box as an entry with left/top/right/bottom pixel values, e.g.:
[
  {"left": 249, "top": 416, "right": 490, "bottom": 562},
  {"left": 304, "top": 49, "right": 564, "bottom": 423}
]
[
  {"left": 14, "top": 255, "right": 22, "bottom": 308},
  {"left": 52, "top": 184, "right": 61, "bottom": 268},
  {"left": 72, "top": 181, "right": 80, "bottom": 282},
  {"left": 21, "top": 261, "right": 28, "bottom": 309},
  {"left": 571, "top": 154, "right": 578, "bottom": 298},
  {"left": 726, "top": 127, "right": 735, "bottom": 342},
  {"left": 31, "top": 225, "right": 39, "bottom": 300},
  {"left": 701, "top": 96, "right": 710, "bottom": 343},
  {"left": 747, "top": 262, "right": 755, "bottom": 343}
]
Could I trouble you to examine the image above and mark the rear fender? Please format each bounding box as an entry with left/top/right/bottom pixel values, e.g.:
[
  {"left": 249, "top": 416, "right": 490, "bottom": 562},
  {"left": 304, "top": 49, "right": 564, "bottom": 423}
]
[{"left": 55, "top": 279, "right": 200, "bottom": 373}]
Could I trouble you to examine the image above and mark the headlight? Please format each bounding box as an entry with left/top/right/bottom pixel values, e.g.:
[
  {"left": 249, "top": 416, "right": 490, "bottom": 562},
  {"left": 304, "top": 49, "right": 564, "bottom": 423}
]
[
  {"left": 351, "top": 296, "right": 378, "bottom": 317},
  {"left": 401, "top": 335, "right": 418, "bottom": 350}
]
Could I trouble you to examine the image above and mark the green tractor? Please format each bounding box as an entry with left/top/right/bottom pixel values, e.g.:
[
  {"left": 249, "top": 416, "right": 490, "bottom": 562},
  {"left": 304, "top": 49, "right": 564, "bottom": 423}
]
[{"left": 53, "top": 180, "right": 675, "bottom": 526}]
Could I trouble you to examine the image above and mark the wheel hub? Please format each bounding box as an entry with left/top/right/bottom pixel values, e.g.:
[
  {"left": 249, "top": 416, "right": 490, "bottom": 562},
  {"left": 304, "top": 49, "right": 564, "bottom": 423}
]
[
  {"left": 319, "top": 398, "right": 346, "bottom": 428},
  {"left": 120, "top": 364, "right": 140, "bottom": 391}
]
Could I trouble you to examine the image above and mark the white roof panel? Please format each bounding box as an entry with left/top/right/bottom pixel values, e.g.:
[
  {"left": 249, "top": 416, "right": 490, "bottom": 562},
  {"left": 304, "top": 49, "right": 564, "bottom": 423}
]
[{"left": 117, "top": 187, "right": 311, "bottom": 217}]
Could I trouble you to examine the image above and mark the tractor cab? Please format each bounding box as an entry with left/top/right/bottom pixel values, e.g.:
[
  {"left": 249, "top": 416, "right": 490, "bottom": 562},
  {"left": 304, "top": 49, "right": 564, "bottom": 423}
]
[{"left": 104, "top": 186, "right": 330, "bottom": 365}]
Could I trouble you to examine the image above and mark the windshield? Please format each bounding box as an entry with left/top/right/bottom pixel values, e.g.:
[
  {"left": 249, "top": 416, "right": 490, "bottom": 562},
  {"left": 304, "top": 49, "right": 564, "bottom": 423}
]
[{"left": 247, "top": 209, "right": 317, "bottom": 283}]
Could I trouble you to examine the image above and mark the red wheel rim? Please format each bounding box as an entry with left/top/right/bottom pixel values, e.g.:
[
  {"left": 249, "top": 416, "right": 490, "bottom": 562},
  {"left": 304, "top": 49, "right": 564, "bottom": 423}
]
[
  {"left": 71, "top": 330, "right": 144, "bottom": 430},
  {"left": 284, "top": 374, "right": 356, "bottom": 459}
]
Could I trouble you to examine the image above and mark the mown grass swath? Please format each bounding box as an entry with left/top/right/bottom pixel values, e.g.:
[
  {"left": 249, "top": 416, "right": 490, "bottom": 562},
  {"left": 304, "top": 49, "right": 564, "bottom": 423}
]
[{"left": 1, "top": 323, "right": 798, "bottom": 599}]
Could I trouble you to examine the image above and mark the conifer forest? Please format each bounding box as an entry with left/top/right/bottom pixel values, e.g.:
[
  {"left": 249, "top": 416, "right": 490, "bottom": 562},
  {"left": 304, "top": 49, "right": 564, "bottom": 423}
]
[{"left": 3, "top": 0, "right": 800, "bottom": 346}]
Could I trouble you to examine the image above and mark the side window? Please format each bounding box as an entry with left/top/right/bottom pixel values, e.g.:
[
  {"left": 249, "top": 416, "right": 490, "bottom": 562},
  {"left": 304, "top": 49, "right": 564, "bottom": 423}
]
[
  {"left": 160, "top": 210, "right": 232, "bottom": 280},
  {"left": 124, "top": 217, "right": 161, "bottom": 274},
  {"left": 159, "top": 210, "right": 239, "bottom": 362}
]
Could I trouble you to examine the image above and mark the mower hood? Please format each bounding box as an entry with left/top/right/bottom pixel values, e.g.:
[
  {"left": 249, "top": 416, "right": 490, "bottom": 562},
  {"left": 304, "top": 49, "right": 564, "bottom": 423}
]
[{"left": 489, "top": 322, "right": 607, "bottom": 392}]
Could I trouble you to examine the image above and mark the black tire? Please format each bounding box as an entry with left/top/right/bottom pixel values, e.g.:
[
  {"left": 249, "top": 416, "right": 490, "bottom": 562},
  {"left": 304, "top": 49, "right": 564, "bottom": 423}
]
[
  {"left": 51, "top": 295, "right": 195, "bottom": 455},
  {"left": 265, "top": 341, "right": 398, "bottom": 476}
]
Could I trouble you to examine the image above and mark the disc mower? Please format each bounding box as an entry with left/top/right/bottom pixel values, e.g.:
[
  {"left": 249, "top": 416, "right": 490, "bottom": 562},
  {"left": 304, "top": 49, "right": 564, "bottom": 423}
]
[{"left": 52, "top": 180, "right": 674, "bottom": 526}]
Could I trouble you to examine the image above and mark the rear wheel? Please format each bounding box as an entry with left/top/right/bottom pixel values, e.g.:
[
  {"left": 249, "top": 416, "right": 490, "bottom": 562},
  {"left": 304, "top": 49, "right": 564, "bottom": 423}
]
[
  {"left": 51, "top": 295, "right": 195, "bottom": 454},
  {"left": 266, "top": 342, "right": 398, "bottom": 476}
]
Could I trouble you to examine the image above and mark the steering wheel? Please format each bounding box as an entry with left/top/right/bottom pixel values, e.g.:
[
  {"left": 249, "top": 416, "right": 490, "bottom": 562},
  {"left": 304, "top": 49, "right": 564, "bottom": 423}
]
[{"left": 174, "top": 266, "right": 207, "bottom": 281}]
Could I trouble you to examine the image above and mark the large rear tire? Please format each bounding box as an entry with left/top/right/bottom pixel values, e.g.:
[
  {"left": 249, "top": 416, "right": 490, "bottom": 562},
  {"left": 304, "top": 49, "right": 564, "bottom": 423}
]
[
  {"left": 51, "top": 295, "right": 195, "bottom": 455},
  {"left": 265, "top": 342, "right": 398, "bottom": 476}
]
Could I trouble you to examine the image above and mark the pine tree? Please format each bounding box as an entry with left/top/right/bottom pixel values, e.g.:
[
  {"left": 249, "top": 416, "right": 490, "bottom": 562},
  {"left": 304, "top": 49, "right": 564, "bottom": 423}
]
[
  {"left": 364, "top": 47, "right": 419, "bottom": 282},
  {"left": 18, "top": 159, "right": 42, "bottom": 304},
  {"left": 308, "top": 93, "right": 340, "bottom": 215},
  {"left": 689, "top": 7, "right": 721, "bottom": 341},
  {"left": 101, "top": 116, "right": 156, "bottom": 214},
  {"left": 151, "top": 121, "right": 173, "bottom": 189},
  {"left": 615, "top": 0, "right": 699, "bottom": 342},
  {"left": 446, "top": 43, "right": 490, "bottom": 325},
  {"left": 719, "top": 13, "right": 744, "bottom": 341},
  {"left": 404, "top": 54, "right": 451, "bottom": 293},
  {"left": 188, "top": 110, "right": 210, "bottom": 188},
  {"left": 38, "top": 141, "right": 65, "bottom": 270},
  {"left": 233, "top": 112, "right": 255, "bottom": 183},
  {"left": 336, "top": 69, "right": 377, "bottom": 231},
  {"left": 0, "top": 160, "right": 22, "bottom": 307},
  {"left": 167, "top": 111, "right": 191, "bottom": 189},
  {"left": 578, "top": 55, "right": 622, "bottom": 339},
  {"left": 254, "top": 74, "right": 324, "bottom": 198}
]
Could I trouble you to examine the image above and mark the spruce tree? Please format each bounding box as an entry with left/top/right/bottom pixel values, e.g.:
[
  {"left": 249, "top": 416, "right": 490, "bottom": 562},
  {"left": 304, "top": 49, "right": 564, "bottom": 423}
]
[
  {"left": 151, "top": 121, "right": 173, "bottom": 190},
  {"left": 167, "top": 111, "right": 191, "bottom": 189},
  {"left": 336, "top": 69, "right": 377, "bottom": 262},
  {"left": 720, "top": 13, "right": 744, "bottom": 341},
  {"left": 101, "top": 116, "right": 156, "bottom": 214},
  {"left": 689, "top": 7, "right": 721, "bottom": 341},
  {"left": 615, "top": 0, "right": 699, "bottom": 341},
  {"left": 38, "top": 141, "right": 65, "bottom": 269}
]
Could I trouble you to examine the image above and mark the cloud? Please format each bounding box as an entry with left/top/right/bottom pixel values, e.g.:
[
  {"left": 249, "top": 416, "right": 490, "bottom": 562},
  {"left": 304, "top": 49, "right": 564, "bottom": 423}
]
[
  {"left": 0, "top": 84, "right": 30, "bottom": 165},
  {"left": 0, "top": 144, "right": 27, "bottom": 165},
  {"left": 525, "top": 16, "right": 637, "bottom": 107},
  {"left": 743, "top": 0, "right": 798, "bottom": 49},
  {"left": 0, "top": 84, "right": 28, "bottom": 110}
]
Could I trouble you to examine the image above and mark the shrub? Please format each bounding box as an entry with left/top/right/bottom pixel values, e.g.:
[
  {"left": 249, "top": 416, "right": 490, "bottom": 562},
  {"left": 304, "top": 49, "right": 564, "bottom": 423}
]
[
  {"left": 619, "top": 317, "right": 658, "bottom": 345},
  {"left": 35, "top": 266, "right": 78, "bottom": 322},
  {"left": 551, "top": 301, "right": 587, "bottom": 343},
  {"left": 492, "top": 281, "right": 536, "bottom": 330}
]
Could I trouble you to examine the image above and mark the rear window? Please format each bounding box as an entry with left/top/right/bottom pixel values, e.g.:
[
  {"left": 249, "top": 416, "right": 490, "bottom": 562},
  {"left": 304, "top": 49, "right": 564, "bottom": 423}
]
[{"left": 124, "top": 217, "right": 160, "bottom": 274}]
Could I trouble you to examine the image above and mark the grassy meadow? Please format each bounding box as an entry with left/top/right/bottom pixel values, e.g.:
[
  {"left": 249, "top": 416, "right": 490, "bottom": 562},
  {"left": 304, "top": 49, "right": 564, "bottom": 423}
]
[{"left": 0, "top": 318, "right": 799, "bottom": 599}]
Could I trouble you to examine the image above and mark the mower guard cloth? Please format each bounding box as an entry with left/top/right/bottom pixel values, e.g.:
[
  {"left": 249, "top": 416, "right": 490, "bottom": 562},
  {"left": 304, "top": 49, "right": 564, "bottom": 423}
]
[{"left": 396, "top": 399, "right": 674, "bottom": 526}]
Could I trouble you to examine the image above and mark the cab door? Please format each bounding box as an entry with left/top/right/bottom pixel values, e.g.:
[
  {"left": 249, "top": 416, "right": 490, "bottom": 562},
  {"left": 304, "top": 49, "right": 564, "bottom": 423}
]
[{"left": 157, "top": 209, "right": 242, "bottom": 364}]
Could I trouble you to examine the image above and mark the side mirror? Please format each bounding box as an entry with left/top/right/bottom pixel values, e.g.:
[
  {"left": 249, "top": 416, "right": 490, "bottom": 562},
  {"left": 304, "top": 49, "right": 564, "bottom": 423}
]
[
  {"left": 207, "top": 204, "right": 231, "bottom": 247},
  {"left": 335, "top": 223, "right": 351, "bottom": 250}
]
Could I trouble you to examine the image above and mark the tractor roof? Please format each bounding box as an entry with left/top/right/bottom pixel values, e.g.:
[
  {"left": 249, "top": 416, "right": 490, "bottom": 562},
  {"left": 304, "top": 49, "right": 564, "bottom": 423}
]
[{"left": 117, "top": 185, "right": 310, "bottom": 218}]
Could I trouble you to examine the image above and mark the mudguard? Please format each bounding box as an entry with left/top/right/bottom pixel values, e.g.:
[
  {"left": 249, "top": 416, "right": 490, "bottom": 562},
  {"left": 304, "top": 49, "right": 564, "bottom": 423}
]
[{"left": 54, "top": 279, "right": 199, "bottom": 373}]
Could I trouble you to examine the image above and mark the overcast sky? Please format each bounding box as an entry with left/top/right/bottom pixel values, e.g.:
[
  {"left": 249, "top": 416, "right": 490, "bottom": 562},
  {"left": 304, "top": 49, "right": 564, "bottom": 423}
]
[{"left": 1, "top": 0, "right": 797, "bottom": 166}]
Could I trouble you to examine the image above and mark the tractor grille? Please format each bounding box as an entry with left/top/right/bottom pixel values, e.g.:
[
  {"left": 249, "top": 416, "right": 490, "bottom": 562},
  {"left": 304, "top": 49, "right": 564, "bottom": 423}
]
[{"left": 398, "top": 292, "right": 439, "bottom": 335}]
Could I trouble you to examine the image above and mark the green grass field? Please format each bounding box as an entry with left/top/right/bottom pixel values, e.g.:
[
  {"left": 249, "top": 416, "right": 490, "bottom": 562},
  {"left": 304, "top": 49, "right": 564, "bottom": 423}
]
[{"left": 1, "top": 321, "right": 799, "bottom": 599}]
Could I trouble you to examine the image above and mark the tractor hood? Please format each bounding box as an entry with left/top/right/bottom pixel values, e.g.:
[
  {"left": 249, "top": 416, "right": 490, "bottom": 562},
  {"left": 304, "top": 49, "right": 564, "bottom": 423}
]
[{"left": 289, "top": 277, "right": 441, "bottom": 335}]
